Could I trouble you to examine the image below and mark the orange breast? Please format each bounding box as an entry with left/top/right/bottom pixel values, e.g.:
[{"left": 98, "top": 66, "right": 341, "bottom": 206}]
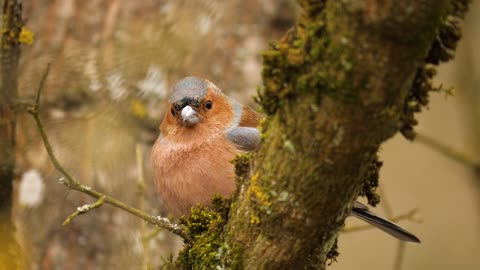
[{"left": 151, "top": 134, "right": 239, "bottom": 217}]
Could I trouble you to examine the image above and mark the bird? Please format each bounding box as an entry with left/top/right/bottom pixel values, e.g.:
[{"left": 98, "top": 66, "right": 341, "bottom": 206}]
[{"left": 151, "top": 76, "right": 420, "bottom": 243}]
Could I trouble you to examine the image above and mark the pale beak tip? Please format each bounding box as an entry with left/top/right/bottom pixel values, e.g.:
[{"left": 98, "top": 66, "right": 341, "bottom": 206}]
[{"left": 181, "top": 105, "right": 200, "bottom": 127}]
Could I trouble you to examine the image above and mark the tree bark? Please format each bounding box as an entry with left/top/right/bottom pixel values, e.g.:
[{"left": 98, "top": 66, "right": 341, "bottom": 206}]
[
  {"left": 0, "top": 0, "right": 23, "bottom": 269},
  {"left": 223, "top": 0, "right": 453, "bottom": 269}
]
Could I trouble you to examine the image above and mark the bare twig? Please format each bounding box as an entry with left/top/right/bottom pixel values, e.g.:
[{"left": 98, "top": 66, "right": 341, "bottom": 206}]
[
  {"left": 393, "top": 241, "right": 407, "bottom": 270},
  {"left": 27, "top": 65, "right": 192, "bottom": 244},
  {"left": 33, "top": 63, "right": 51, "bottom": 112},
  {"left": 63, "top": 196, "right": 106, "bottom": 226},
  {"left": 416, "top": 132, "right": 480, "bottom": 169},
  {"left": 143, "top": 227, "right": 163, "bottom": 241},
  {"left": 378, "top": 187, "right": 406, "bottom": 270},
  {"left": 378, "top": 186, "right": 393, "bottom": 217}
]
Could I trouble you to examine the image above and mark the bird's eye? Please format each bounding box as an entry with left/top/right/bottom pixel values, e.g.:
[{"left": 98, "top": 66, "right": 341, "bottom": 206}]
[
  {"left": 171, "top": 108, "right": 176, "bottom": 116},
  {"left": 205, "top": 100, "right": 213, "bottom": 110}
]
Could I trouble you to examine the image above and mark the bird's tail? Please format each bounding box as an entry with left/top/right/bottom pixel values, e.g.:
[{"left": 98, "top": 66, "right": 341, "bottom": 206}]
[{"left": 351, "top": 203, "right": 420, "bottom": 243}]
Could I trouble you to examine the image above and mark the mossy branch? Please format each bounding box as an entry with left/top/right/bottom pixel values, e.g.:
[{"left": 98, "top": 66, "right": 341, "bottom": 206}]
[
  {"left": 217, "top": 1, "right": 470, "bottom": 269},
  {"left": 27, "top": 65, "right": 192, "bottom": 244}
]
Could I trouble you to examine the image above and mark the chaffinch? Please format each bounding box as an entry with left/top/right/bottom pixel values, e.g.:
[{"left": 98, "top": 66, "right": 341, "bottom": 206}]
[
  {"left": 151, "top": 76, "right": 420, "bottom": 243},
  {"left": 151, "top": 76, "right": 262, "bottom": 217}
]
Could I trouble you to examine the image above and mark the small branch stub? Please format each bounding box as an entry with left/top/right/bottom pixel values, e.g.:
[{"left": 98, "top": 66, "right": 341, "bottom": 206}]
[{"left": 62, "top": 196, "right": 107, "bottom": 226}]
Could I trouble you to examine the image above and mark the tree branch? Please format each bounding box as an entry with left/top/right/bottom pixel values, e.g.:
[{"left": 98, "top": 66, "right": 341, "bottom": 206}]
[
  {"left": 416, "top": 132, "right": 480, "bottom": 169},
  {"left": 220, "top": 1, "right": 461, "bottom": 269},
  {"left": 379, "top": 187, "right": 407, "bottom": 270},
  {"left": 27, "top": 65, "right": 192, "bottom": 244}
]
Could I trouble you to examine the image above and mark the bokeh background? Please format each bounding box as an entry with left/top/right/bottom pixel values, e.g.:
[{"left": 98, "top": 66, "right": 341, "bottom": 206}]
[{"left": 12, "top": 1, "right": 480, "bottom": 269}]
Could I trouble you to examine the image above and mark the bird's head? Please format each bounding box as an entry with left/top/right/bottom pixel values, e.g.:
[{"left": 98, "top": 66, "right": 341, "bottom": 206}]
[{"left": 160, "top": 77, "right": 238, "bottom": 142}]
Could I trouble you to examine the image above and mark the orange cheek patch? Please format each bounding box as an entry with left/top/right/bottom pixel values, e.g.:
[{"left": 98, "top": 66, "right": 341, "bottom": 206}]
[
  {"left": 203, "top": 89, "right": 234, "bottom": 130},
  {"left": 160, "top": 109, "right": 178, "bottom": 134}
]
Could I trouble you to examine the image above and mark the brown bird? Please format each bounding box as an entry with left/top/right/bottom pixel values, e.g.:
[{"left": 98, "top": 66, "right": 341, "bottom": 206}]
[
  {"left": 151, "top": 76, "right": 420, "bottom": 243},
  {"left": 151, "top": 76, "right": 262, "bottom": 217}
]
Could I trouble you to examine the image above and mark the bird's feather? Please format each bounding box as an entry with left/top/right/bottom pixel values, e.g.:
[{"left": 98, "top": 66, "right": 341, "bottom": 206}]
[
  {"left": 226, "top": 127, "right": 261, "bottom": 151},
  {"left": 225, "top": 97, "right": 262, "bottom": 151},
  {"left": 239, "top": 106, "right": 263, "bottom": 127},
  {"left": 351, "top": 205, "right": 420, "bottom": 243}
]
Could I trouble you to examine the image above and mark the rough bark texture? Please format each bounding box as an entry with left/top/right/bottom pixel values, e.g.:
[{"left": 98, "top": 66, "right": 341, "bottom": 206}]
[
  {"left": 169, "top": 0, "right": 469, "bottom": 269},
  {"left": 222, "top": 1, "right": 451, "bottom": 269},
  {"left": 0, "top": 0, "right": 23, "bottom": 269}
]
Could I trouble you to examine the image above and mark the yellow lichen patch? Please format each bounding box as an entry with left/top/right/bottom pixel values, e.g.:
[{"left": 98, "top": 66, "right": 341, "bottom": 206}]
[
  {"left": 248, "top": 172, "right": 271, "bottom": 207},
  {"left": 19, "top": 26, "right": 34, "bottom": 45},
  {"left": 249, "top": 213, "right": 260, "bottom": 224},
  {"left": 131, "top": 99, "right": 147, "bottom": 118}
]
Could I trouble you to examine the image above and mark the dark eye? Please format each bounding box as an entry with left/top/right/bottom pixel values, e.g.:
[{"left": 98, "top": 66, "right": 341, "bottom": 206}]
[
  {"left": 205, "top": 100, "right": 213, "bottom": 110},
  {"left": 171, "top": 108, "right": 176, "bottom": 116}
]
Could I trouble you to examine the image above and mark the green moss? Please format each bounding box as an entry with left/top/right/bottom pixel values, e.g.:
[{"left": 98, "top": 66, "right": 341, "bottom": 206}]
[
  {"left": 176, "top": 196, "right": 232, "bottom": 270},
  {"left": 232, "top": 153, "right": 253, "bottom": 187},
  {"left": 259, "top": 0, "right": 378, "bottom": 117},
  {"left": 258, "top": 4, "right": 334, "bottom": 116},
  {"left": 297, "top": 0, "right": 327, "bottom": 17},
  {"left": 286, "top": 48, "right": 305, "bottom": 66},
  {"left": 292, "top": 38, "right": 304, "bottom": 48},
  {"left": 225, "top": 242, "right": 245, "bottom": 269}
]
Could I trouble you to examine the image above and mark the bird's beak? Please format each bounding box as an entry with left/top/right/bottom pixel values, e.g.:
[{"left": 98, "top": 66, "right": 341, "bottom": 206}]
[{"left": 181, "top": 105, "right": 200, "bottom": 127}]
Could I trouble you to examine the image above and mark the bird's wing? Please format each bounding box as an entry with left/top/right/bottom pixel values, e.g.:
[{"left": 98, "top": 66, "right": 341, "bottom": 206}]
[
  {"left": 239, "top": 106, "right": 263, "bottom": 127},
  {"left": 226, "top": 99, "right": 263, "bottom": 151},
  {"left": 226, "top": 127, "right": 261, "bottom": 151}
]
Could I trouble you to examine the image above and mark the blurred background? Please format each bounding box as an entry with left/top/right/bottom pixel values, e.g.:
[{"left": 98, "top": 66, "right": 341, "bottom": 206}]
[{"left": 11, "top": 0, "right": 480, "bottom": 269}]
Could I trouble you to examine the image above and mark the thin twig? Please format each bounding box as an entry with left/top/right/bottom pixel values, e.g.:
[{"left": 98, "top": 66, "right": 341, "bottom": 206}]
[
  {"left": 143, "top": 227, "right": 163, "bottom": 241},
  {"left": 378, "top": 186, "right": 393, "bottom": 217},
  {"left": 379, "top": 187, "right": 406, "bottom": 270},
  {"left": 393, "top": 241, "right": 406, "bottom": 270},
  {"left": 416, "top": 132, "right": 480, "bottom": 169},
  {"left": 33, "top": 63, "right": 51, "bottom": 111},
  {"left": 63, "top": 196, "right": 106, "bottom": 226},
  {"left": 27, "top": 65, "right": 192, "bottom": 244}
]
